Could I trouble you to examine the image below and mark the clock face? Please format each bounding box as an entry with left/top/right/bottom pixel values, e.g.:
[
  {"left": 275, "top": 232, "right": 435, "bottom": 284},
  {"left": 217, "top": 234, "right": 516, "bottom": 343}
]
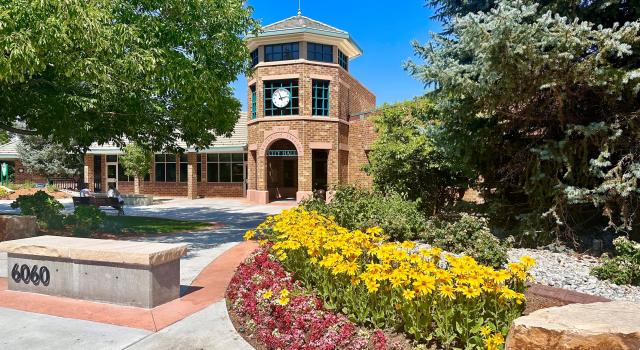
[{"left": 272, "top": 88, "right": 291, "bottom": 108}]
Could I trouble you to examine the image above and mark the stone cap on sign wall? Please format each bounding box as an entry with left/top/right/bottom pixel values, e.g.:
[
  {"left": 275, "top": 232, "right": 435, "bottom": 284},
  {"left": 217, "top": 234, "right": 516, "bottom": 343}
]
[{"left": 0, "top": 235, "right": 187, "bottom": 267}]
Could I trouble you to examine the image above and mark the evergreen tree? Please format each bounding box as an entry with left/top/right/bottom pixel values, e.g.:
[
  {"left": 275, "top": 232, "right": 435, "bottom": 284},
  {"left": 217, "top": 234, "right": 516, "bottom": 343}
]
[
  {"left": 411, "top": 0, "right": 640, "bottom": 244},
  {"left": 16, "top": 136, "right": 83, "bottom": 179}
]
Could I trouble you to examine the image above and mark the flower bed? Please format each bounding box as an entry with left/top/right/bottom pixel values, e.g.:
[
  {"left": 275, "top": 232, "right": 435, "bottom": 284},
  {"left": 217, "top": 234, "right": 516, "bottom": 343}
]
[
  {"left": 245, "top": 208, "right": 535, "bottom": 349},
  {"left": 227, "top": 248, "right": 410, "bottom": 349}
]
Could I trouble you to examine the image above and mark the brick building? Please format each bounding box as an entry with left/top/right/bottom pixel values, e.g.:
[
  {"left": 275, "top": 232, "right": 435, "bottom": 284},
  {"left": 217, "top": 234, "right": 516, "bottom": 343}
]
[
  {"left": 3, "top": 14, "right": 378, "bottom": 202},
  {"left": 245, "top": 14, "right": 377, "bottom": 204}
]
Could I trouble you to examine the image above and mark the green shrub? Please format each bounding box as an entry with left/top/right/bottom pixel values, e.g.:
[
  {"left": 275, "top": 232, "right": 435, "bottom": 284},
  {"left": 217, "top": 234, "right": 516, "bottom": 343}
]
[
  {"left": 10, "top": 191, "right": 64, "bottom": 229},
  {"left": 72, "top": 205, "right": 105, "bottom": 236},
  {"left": 592, "top": 237, "right": 640, "bottom": 286},
  {"left": 421, "top": 214, "right": 509, "bottom": 268},
  {"left": 0, "top": 186, "right": 9, "bottom": 198},
  {"left": 301, "top": 185, "right": 427, "bottom": 241},
  {"left": 46, "top": 184, "right": 59, "bottom": 192}
]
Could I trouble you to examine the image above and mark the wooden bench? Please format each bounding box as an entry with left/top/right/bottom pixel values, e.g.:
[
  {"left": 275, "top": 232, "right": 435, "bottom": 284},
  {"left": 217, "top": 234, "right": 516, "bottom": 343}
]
[
  {"left": 73, "top": 196, "right": 124, "bottom": 216},
  {"left": 0, "top": 235, "right": 187, "bottom": 308}
]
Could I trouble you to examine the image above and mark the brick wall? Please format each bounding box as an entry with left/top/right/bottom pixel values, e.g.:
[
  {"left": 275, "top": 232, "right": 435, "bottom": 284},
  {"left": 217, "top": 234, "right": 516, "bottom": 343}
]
[
  {"left": 247, "top": 59, "right": 378, "bottom": 197},
  {"left": 92, "top": 152, "right": 244, "bottom": 198},
  {"left": 347, "top": 116, "right": 376, "bottom": 188},
  {"left": 13, "top": 160, "right": 48, "bottom": 184}
]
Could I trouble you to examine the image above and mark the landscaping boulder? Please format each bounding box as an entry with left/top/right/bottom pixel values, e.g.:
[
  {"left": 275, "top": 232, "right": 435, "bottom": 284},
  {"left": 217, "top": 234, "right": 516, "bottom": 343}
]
[
  {"left": 506, "top": 301, "right": 640, "bottom": 350},
  {"left": 0, "top": 215, "right": 37, "bottom": 242}
]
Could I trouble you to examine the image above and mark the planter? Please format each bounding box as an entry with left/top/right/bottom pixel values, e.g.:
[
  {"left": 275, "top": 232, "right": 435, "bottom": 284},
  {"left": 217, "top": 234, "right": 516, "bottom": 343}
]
[
  {"left": 0, "top": 215, "right": 37, "bottom": 279},
  {"left": 122, "top": 194, "right": 154, "bottom": 207},
  {"left": 0, "top": 215, "right": 37, "bottom": 242}
]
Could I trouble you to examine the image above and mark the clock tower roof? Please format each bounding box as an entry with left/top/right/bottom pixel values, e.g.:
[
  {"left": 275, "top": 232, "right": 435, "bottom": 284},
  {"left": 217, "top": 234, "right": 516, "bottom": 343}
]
[{"left": 247, "top": 15, "right": 363, "bottom": 59}]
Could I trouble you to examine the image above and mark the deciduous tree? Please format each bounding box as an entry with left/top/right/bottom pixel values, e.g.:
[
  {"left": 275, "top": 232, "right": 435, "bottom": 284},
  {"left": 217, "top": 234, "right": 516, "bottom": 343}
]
[{"left": 0, "top": 0, "right": 259, "bottom": 150}]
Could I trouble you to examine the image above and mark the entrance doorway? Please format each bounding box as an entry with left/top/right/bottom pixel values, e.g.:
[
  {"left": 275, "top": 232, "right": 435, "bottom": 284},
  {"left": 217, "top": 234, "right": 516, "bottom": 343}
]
[{"left": 266, "top": 139, "right": 298, "bottom": 201}]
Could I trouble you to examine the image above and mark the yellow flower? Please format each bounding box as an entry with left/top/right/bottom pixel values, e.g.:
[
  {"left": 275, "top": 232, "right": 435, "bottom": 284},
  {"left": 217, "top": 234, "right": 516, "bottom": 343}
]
[
  {"left": 480, "top": 326, "right": 492, "bottom": 337},
  {"left": 519, "top": 256, "right": 536, "bottom": 269},
  {"left": 413, "top": 275, "right": 436, "bottom": 296},
  {"left": 402, "top": 289, "right": 416, "bottom": 301},
  {"left": 400, "top": 241, "right": 416, "bottom": 249},
  {"left": 243, "top": 230, "right": 255, "bottom": 240},
  {"left": 262, "top": 290, "right": 273, "bottom": 299},
  {"left": 439, "top": 284, "right": 455, "bottom": 300},
  {"left": 280, "top": 289, "right": 289, "bottom": 298},
  {"left": 484, "top": 332, "right": 505, "bottom": 350},
  {"left": 276, "top": 251, "right": 288, "bottom": 261},
  {"left": 457, "top": 285, "right": 481, "bottom": 299},
  {"left": 277, "top": 297, "right": 290, "bottom": 306}
]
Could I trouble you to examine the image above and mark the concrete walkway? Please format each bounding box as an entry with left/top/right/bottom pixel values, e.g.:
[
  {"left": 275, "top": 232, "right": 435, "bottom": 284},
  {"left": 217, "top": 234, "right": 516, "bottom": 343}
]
[{"left": 0, "top": 197, "right": 294, "bottom": 350}]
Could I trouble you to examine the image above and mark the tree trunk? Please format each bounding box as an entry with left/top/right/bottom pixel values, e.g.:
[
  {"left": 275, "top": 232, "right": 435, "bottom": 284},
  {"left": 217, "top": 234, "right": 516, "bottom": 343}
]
[{"left": 134, "top": 176, "right": 140, "bottom": 194}]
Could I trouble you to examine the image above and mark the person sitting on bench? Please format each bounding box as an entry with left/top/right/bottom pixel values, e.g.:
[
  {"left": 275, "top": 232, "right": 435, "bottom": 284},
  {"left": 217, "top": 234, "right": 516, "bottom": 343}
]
[
  {"left": 107, "top": 185, "right": 125, "bottom": 206},
  {"left": 79, "top": 185, "right": 93, "bottom": 198}
]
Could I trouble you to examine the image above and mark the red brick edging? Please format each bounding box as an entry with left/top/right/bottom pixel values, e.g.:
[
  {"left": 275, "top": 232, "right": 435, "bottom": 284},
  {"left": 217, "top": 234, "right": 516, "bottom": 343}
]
[{"left": 0, "top": 241, "right": 259, "bottom": 331}]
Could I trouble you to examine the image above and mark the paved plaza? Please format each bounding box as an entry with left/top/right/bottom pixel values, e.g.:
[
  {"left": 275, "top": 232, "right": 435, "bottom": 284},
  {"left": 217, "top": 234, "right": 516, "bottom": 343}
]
[{"left": 0, "top": 197, "right": 294, "bottom": 350}]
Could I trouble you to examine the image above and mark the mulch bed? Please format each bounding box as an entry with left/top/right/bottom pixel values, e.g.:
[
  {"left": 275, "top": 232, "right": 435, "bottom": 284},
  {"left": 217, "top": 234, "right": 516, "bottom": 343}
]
[{"left": 0, "top": 188, "right": 70, "bottom": 200}]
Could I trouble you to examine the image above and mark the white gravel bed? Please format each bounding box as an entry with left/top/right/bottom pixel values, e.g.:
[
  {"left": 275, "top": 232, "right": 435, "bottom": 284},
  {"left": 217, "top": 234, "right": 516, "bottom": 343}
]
[{"left": 509, "top": 248, "right": 640, "bottom": 303}]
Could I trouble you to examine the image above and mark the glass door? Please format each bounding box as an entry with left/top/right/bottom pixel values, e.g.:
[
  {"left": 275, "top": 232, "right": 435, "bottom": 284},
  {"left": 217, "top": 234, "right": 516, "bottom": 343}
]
[{"left": 106, "top": 155, "right": 118, "bottom": 190}]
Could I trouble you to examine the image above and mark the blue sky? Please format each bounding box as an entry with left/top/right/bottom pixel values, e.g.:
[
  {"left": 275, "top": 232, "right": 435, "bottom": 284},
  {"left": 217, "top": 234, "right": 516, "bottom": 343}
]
[{"left": 231, "top": 0, "right": 441, "bottom": 109}]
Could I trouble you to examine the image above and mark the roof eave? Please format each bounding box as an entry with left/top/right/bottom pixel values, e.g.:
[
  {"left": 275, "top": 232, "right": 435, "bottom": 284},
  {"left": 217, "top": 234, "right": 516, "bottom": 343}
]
[{"left": 247, "top": 28, "right": 363, "bottom": 58}]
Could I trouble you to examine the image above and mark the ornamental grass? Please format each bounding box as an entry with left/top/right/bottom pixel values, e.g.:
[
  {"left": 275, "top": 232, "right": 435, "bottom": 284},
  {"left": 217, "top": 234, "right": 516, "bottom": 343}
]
[{"left": 245, "top": 208, "right": 535, "bottom": 350}]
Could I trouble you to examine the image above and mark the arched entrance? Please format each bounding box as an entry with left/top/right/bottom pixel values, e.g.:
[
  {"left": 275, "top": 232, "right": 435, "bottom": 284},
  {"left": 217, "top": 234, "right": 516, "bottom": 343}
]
[{"left": 266, "top": 139, "right": 298, "bottom": 201}]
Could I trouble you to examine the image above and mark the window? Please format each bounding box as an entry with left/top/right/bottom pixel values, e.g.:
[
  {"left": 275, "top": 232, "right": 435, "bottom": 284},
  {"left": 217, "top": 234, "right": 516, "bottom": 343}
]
[
  {"left": 338, "top": 50, "right": 348, "bottom": 71},
  {"left": 251, "top": 49, "right": 259, "bottom": 67},
  {"left": 264, "top": 79, "right": 299, "bottom": 116},
  {"left": 264, "top": 42, "right": 299, "bottom": 62},
  {"left": 206, "top": 153, "right": 245, "bottom": 183},
  {"left": 179, "top": 154, "right": 188, "bottom": 183},
  {"left": 155, "top": 154, "right": 176, "bottom": 182},
  {"left": 118, "top": 158, "right": 133, "bottom": 182},
  {"left": 312, "top": 80, "right": 330, "bottom": 116},
  {"left": 250, "top": 85, "right": 257, "bottom": 119},
  {"left": 307, "top": 43, "right": 333, "bottom": 63}
]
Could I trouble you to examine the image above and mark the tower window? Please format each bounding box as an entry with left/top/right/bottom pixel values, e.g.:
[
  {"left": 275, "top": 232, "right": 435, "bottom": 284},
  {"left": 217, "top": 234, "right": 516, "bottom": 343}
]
[
  {"left": 264, "top": 42, "right": 299, "bottom": 62},
  {"left": 264, "top": 79, "right": 299, "bottom": 116},
  {"left": 312, "top": 80, "right": 330, "bottom": 116},
  {"left": 251, "top": 49, "right": 259, "bottom": 67},
  {"left": 250, "top": 84, "right": 257, "bottom": 119},
  {"left": 307, "top": 43, "right": 333, "bottom": 63},
  {"left": 338, "top": 50, "right": 348, "bottom": 71}
]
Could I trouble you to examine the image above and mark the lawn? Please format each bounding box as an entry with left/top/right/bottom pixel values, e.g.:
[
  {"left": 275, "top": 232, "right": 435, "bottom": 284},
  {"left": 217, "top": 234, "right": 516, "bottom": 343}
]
[{"left": 104, "top": 215, "right": 213, "bottom": 235}]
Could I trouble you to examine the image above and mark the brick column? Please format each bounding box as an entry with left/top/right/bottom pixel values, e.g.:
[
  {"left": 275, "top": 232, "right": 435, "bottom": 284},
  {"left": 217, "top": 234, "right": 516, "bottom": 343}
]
[
  {"left": 253, "top": 152, "right": 269, "bottom": 204},
  {"left": 100, "top": 155, "right": 107, "bottom": 193},
  {"left": 83, "top": 154, "right": 94, "bottom": 191},
  {"left": 187, "top": 152, "right": 198, "bottom": 200},
  {"left": 296, "top": 149, "right": 313, "bottom": 202},
  {"left": 327, "top": 149, "right": 339, "bottom": 189}
]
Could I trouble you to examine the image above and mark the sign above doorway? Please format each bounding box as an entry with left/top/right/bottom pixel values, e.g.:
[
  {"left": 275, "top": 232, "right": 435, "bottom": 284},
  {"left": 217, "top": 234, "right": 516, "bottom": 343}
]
[{"left": 267, "top": 150, "right": 298, "bottom": 157}]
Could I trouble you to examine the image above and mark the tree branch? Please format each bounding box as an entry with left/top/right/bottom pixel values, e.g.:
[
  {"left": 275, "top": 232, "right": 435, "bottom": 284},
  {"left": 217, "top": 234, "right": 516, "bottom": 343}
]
[{"left": 0, "top": 123, "right": 39, "bottom": 135}]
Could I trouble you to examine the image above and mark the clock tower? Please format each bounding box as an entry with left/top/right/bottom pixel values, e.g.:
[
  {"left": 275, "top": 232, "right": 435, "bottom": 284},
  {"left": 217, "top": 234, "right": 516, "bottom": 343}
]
[{"left": 245, "top": 14, "right": 377, "bottom": 204}]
